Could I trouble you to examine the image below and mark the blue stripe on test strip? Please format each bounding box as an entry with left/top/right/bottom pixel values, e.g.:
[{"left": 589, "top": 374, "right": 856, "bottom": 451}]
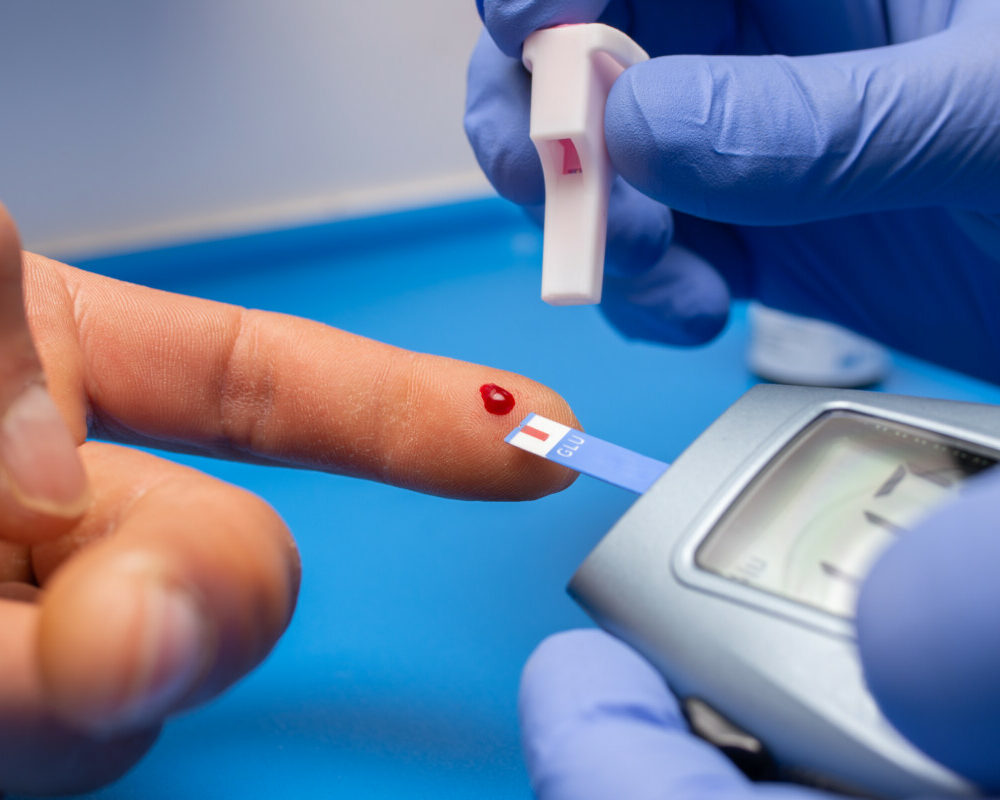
[{"left": 505, "top": 413, "right": 670, "bottom": 494}]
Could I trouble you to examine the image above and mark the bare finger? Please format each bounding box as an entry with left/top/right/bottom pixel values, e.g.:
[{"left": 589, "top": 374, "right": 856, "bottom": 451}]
[
  {"left": 25, "top": 254, "right": 578, "bottom": 504},
  {"left": 0, "top": 210, "right": 87, "bottom": 544},
  {"left": 0, "top": 597, "right": 159, "bottom": 795},
  {"left": 37, "top": 442, "right": 300, "bottom": 737}
]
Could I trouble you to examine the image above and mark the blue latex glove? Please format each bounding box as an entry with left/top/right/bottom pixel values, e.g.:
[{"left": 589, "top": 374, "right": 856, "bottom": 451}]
[
  {"left": 465, "top": 0, "right": 1000, "bottom": 382},
  {"left": 519, "top": 468, "right": 1000, "bottom": 797}
]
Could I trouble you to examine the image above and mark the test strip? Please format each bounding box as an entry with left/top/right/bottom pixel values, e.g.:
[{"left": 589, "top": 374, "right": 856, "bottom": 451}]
[{"left": 506, "top": 413, "right": 669, "bottom": 494}]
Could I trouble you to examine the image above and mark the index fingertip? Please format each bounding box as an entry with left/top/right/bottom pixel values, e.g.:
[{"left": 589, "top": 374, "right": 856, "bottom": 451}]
[
  {"left": 399, "top": 365, "right": 580, "bottom": 501},
  {"left": 490, "top": 380, "right": 581, "bottom": 500}
]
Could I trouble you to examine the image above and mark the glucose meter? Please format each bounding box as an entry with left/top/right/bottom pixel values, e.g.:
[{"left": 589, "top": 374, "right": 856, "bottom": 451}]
[{"left": 508, "top": 385, "right": 1000, "bottom": 797}]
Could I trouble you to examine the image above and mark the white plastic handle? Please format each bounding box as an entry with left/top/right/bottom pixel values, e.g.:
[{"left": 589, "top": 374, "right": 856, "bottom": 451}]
[{"left": 522, "top": 24, "right": 649, "bottom": 305}]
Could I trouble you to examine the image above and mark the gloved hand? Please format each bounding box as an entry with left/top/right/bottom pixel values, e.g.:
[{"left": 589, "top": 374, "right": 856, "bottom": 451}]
[
  {"left": 519, "top": 466, "right": 1000, "bottom": 797},
  {"left": 465, "top": 0, "right": 1000, "bottom": 382}
]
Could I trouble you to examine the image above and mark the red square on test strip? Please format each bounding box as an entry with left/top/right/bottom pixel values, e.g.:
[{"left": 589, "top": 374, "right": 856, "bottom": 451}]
[{"left": 522, "top": 425, "right": 549, "bottom": 442}]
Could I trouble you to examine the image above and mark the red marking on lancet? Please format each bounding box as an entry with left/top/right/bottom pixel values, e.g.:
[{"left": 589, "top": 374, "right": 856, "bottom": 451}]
[
  {"left": 522, "top": 425, "right": 549, "bottom": 441},
  {"left": 558, "top": 138, "right": 582, "bottom": 174}
]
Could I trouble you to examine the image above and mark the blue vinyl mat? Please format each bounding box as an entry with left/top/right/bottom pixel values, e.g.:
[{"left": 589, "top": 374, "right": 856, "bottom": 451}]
[{"left": 25, "top": 198, "right": 1000, "bottom": 799}]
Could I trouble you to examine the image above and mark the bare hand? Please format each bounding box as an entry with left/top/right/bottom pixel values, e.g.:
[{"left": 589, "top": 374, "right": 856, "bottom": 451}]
[{"left": 0, "top": 203, "right": 577, "bottom": 794}]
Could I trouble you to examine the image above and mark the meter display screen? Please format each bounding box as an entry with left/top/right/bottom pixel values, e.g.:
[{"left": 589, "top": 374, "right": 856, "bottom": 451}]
[{"left": 696, "top": 411, "right": 996, "bottom": 617}]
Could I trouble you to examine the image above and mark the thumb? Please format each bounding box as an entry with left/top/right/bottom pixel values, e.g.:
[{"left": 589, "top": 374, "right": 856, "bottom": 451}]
[
  {"left": 606, "top": 10, "right": 1000, "bottom": 224},
  {"left": 519, "top": 629, "right": 750, "bottom": 800},
  {"left": 0, "top": 203, "right": 88, "bottom": 541},
  {"left": 857, "top": 468, "right": 1000, "bottom": 792}
]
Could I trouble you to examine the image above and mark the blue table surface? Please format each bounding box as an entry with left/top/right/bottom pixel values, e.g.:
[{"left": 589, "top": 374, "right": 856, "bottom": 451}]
[{"left": 24, "top": 198, "right": 1000, "bottom": 799}]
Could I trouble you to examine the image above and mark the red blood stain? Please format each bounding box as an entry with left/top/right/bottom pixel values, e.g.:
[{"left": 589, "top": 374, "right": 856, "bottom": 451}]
[{"left": 480, "top": 383, "right": 516, "bottom": 415}]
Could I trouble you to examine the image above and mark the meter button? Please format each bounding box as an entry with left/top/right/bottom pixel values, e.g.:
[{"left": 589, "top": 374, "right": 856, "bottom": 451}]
[{"left": 682, "top": 697, "right": 777, "bottom": 780}]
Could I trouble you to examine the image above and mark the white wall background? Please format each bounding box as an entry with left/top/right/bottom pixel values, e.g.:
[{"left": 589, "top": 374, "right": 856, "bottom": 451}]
[{"left": 0, "top": 1, "right": 491, "bottom": 257}]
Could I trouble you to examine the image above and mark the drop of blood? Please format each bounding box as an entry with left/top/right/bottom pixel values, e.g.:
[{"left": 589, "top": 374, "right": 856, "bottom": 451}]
[{"left": 480, "top": 383, "right": 516, "bottom": 415}]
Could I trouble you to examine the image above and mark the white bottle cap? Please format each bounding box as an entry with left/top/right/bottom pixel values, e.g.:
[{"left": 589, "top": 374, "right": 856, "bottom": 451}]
[
  {"left": 748, "top": 304, "right": 891, "bottom": 387},
  {"left": 522, "top": 24, "right": 649, "bottom": 305}
]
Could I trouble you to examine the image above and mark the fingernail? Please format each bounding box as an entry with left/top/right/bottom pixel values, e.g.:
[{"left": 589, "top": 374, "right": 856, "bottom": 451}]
[
  {"left": 0, "top": 384, "right": 88, "bottom": 515},
  {"left": 103, "top": 582, "right": 209, "bottom": 732}
]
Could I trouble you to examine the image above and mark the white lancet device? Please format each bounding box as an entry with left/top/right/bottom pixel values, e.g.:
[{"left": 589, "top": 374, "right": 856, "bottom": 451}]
[
  {"left": 522, "top": 24, "right": 648, "bottom": 305},
  {"left": 508, "top": 385, "right": 1000, "bottom": 797}
]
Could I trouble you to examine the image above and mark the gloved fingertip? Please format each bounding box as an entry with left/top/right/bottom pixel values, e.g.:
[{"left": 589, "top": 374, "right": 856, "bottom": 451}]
[
  {"left": 520, "top": 630, "right": 756, "bottom": 800},
  {"left": 491, "top": 145, "right": 546, "bottom": 207},
  {"left": 605, "top": 60, "right": 688, "bottom": 206},
  {"left": 608, "top": 40, "right": 1000, "bottom": 223},
  {"left": 520, "top": 629, "right": 682, "bottom": 730},
  {"left": 603, "top": 177, "right": 673, "bottom": 278},
  {"left": 601, "top": 244, "right": 730, "bottom": 347},
  {"left": 857, "top": 470, "right": 1000, "bottom": 790},
  {"left": 465, "top": 31, "right": 545, "bottom": 206},
  {"left": 519, "top": 630, "right": 685, "bottom": 800},
  {"left": 603, "top": 295, "right": 728, "bottom": 346}
]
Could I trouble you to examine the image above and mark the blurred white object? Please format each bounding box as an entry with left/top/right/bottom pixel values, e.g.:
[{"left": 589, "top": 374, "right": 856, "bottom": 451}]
[{"left": 748, "top": 303, "right": 890, "bottom": 387}]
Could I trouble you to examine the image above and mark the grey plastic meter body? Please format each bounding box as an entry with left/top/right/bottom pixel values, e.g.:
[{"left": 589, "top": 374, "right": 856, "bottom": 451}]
[{"left": 570, "top": 385, "right": 1000, "bottom": 797}]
